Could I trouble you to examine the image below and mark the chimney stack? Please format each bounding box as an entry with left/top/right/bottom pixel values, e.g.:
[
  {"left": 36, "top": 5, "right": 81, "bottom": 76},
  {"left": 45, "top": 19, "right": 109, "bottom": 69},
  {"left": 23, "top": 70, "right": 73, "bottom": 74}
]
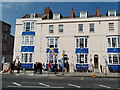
[
  {"left": 70, "top": 9, "right": 75, "bottom": 18},
  {"left": 44, "top": 7, "right": 52, "bottom": 15},
  {"left": 96, "top": 7, "right": 101, "bottom": 17},
  {"left": 44, "top": 7, "right": 53, "bottom": 19}
]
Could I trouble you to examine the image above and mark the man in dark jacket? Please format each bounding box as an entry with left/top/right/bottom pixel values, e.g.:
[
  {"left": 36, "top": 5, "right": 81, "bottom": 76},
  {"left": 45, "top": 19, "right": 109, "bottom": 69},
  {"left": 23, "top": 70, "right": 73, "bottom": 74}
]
[
  {"left": 10, "top": 61, "right": 15, "bottom": 74},
  {"left": 17, "top": 61, "right": 21, "bottom": 74},
  {"left": 37, "top": 62, "right": 42, "bottom": 74},
  {"left": 34, "top": 62, "right": 38, "bottom": 74}
]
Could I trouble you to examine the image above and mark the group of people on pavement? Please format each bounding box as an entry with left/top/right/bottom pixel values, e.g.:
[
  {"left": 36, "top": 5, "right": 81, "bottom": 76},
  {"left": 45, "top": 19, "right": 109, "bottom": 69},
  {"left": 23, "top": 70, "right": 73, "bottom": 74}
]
[
  {"left": 47, "top": 61, "right": 70, "bottom": 74},
  {"left": 10, "top": 60, "right": 21, "bottom": 75},
  {"left": 10, "top": 60, "right": 70, "bottom": 75},
  {"left": 34, "top": 62, "right": 45, "bottom": 74}
]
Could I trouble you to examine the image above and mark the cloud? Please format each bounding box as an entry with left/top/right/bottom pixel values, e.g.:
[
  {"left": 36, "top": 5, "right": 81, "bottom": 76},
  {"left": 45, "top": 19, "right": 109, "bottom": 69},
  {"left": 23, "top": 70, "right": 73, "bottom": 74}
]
[
  {"left": 2, "top": 3, "right": 12, "bottom": 8},
  {"left": 2, "top": 2, "right": 29, "bottom": 9}
]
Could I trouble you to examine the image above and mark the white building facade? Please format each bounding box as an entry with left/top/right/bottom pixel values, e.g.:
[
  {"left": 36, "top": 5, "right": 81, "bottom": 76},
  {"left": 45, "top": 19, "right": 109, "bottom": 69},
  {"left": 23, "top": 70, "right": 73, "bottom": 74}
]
[{"left": 13, "top": 8, "right": 120, "bottom": 73}]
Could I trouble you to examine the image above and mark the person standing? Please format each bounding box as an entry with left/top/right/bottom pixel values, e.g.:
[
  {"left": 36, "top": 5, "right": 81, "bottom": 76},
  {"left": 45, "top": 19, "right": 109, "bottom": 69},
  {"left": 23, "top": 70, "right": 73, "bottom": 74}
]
[
  {"left": 48, "top": 62, "right": 51, "bottom": 74},
  {"left": 37, "top": 62, "right": 40, "bottom": 74},
  {"left": 17, "top": 61, "right": 21, "bottom": 75},
  {"left": 37, "top": 62, "right": 43, "bottom": 74},
  {"left": 42, "top": 63, "right": 45, "bottom": 71},
  {"left": 39, "top": 62, "right": 43, "bottom": 74},
  {"left": 10, "top": 61, "right": 15, "bottom": 74},
  {"left": 66, "top": 62, "right": 69, "bottom": 72},
  {"left": 100, "top": 64, "right": 103, "bottom": 73},
  {"left": 53, "top": 63, "right": 57, "bottom": 74},
  {"left": 34, "top": 62, "right": 38, "bottom": 74}
]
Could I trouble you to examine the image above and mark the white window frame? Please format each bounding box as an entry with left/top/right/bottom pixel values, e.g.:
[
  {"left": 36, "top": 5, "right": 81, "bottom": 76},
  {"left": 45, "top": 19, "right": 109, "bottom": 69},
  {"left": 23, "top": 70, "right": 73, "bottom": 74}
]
[
  {"left": 90, "top": 23, "right": 94, "bottom": 32},
  {"left": 78, "top": 24, "right": 83, "bottom": 32},
  {"left": 76, "top": 53, "right": 88, "bottom": 64},
  {"left": 53, "top": 14, "right": 60, "bottom": 20},
  {"left": 58, "top": 25, "right": 63, "bottom": 33},
  {"left": 47, "top": 38, "right": 58, "bottom": 48},
  {"left": 76, "top": 37, "right": 88, "bottom": 48},
  {"left": 109, "top": 23, "right": 114, "bottom": 30},
  {"left": 108, "top": 10, "right": 116, "bottom": 16},
  {"left": 49, "top": 25, "right": 54, "bottom": 33},
  {"left": 22, "top": 35, "right": 34, "bottom": 46},
  {"left": 23, "top": 21, "right": 35, "bottom": 31},
  {"left": 108, "top": 54, "right": 120, "bottom": 64},
  {"left": 47, "top": 53, "right": 58, "bottom": 63},
  {"left": 30, "top": 13, "right": 36, "bottom": 18},
  {"left": 21, "top": 52, "right": 33, "bottom": 63},
  {"left": 80, "top": 11, "right": 87, "bottom": 18},
  {"left": 107, "top": 36, "right": 120, "bottom": 48}
]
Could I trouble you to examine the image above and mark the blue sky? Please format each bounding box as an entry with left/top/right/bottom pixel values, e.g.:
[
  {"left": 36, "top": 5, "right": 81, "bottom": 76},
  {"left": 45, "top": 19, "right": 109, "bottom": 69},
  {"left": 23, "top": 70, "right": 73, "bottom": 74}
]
[{"left": 1, "top": 2, "right": 119, "bottom": 36}]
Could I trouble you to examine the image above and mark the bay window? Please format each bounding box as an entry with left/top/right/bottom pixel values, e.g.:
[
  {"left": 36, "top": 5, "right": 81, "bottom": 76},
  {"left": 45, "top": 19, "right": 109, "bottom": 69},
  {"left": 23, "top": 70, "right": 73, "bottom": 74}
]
[
  {"left": 47, "top": 54, "right": 57, "bottom": 63},
  {"left": 21, "top": 53, "right": 33, "bottom": 63},
  {"left": 107, "top": 36, "right": 120, "bottom": 48},
  {"left": 76, "top": 54, "right": 88, "bottom": 64},
  {"left": 76, "top": 37, "right": 88, "bottom": 48},
  {"left": 108, "top": 54, "right": 120, "bottom": 64},
  {"left": 23, "top": 21, "right": 35, "bottom": 31},
  {"left": 47, "top": 38, "right": 58, "bottom": 48},
  {"left": 22, "top": 36, "right": 34, "bottom": 46}
]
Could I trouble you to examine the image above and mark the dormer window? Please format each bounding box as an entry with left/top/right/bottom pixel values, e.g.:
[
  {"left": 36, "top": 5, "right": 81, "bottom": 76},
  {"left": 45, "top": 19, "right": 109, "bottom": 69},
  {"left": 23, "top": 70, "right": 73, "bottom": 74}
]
[
  {"left": 80, "top": 11, "right": 87, "bottom": 18},
  {"left": 53, "top": 14, "right": 60, "bottom": 20},
  {"left": 108, "top": 10, "right": 116, "bottom": 16},
  {"left": 30, "top": 13, "right": 36, "bottom": 18}
]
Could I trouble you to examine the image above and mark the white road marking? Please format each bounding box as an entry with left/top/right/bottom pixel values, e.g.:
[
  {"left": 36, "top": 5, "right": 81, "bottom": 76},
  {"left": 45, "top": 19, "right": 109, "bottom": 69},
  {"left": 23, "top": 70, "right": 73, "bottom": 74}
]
[
  {"left": 99, "top": 84, "right": 111, "bottom": 88},
  {"left": 94, "top": 84, "right": 111, "bottom": 88},
  {"left": 50, "top": 87, "right": 64, "bottom": 88},
  {"left": 68, "top": 84, "right": 81, "bottom": 88},
  {"left": 7, "top": 86, "right": 64, "bottom": 88},
  {"left": 39, "top": 83, "right": 50, "bottom": 87},
  {"left": 7, "top": 86, "right": 48, "bottom": 88},
  {"left": 12, "top": 82, "right": 22, "bottom": 86}
]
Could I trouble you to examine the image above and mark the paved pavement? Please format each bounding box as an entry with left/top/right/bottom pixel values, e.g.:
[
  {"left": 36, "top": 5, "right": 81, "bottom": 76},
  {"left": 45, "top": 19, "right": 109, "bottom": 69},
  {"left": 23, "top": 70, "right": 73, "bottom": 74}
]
[{"left": 1, "top": 70, "right": 119, "bottom": 78}]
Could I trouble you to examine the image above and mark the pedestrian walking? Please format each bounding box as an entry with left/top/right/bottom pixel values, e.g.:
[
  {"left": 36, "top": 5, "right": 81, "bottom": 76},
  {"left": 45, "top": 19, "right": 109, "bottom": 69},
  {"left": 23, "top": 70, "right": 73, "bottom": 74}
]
[
  {"left": 10, "top": 61, "right": 15, "bottom": 74},
  {"left": 34, "top": 62, "right": 38, "bottom": 74},
  {"left": 16, "top": 61, "right": 21, "bottom": 75}
]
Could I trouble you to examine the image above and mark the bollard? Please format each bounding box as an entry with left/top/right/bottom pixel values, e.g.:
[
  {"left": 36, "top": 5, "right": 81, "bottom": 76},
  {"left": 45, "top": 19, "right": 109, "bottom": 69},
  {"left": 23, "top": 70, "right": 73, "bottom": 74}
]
[
  {"left": 92, "top": 73, "right": 96, "bottom": 78},
  {"left": 23, "top": 68, "right": 26, "bottom": 74}
]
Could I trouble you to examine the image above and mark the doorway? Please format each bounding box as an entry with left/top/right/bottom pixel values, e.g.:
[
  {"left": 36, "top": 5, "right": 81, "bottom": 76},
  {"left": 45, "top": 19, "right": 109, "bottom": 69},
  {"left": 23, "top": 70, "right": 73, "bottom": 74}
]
[{"left": 94, "top": 54, "right": 99, "bottom": 68}]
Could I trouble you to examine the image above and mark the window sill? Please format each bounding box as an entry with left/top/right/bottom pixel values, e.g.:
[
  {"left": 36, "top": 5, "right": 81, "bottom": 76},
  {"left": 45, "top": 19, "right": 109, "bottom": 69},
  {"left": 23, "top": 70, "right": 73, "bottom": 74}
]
[
  {"left": 78, "top": 31, "right": 84, "bottom": 33},
  {"left": 89, "top": 31, "right": 95, "bottom": 33},
  {"left": 58, "top": 32, "right": 64, "bottom": 33}
]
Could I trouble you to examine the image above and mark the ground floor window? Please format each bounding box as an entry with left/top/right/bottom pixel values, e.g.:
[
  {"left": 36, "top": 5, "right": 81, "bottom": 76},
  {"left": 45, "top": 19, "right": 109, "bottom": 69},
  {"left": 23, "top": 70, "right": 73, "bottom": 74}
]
[
  {"left": 108, "top": 54, "right": 120, "bottom": 64},
  {"left": 47, "top": 53, "right": 57, "bottom": 63},
  {"left": 76, "top": 54, "right": 88, "bottom": 64},
  {"left": 21, "top": 53, "right": 33, "bottom": 63}
]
